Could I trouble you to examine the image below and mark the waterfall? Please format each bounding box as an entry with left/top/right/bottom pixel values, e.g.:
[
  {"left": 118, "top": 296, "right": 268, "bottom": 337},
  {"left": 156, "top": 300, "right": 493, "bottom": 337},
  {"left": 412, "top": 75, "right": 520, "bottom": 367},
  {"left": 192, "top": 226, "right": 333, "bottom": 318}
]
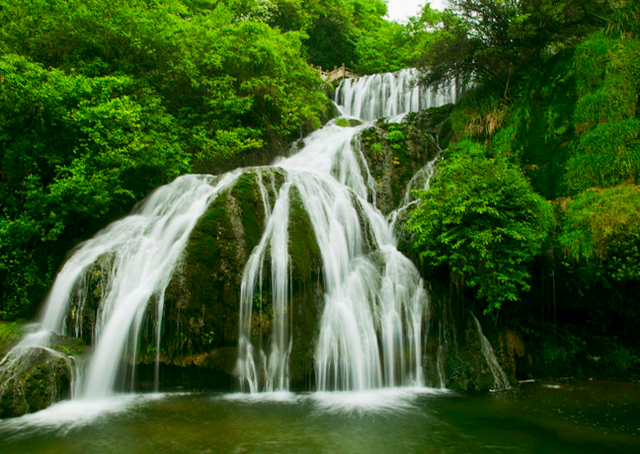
[
  {"left": 3, "top": 68, "right": 489, "bottom": 401},
  {"left": 237, "top": 69, "right": 440, "bottom": 392},
  {"left": 470, "top": 312, "right": 511, "bottom": 390},
  {"left": 335, "top": 69, "right": 459, "bottom": 121}
]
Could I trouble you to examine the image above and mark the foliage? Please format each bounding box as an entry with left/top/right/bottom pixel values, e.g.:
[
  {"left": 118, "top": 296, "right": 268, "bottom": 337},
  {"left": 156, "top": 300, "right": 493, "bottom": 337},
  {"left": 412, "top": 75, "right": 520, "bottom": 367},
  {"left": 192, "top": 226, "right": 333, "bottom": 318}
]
[
  {"left": 418, "top": 0, "right": 608, "bottom": 94},
  {"left": 0, "top": 54, "right": 187, "bottom": 318},
  {"left": 254, "top": 0, "right": 391, "bottom": 71},
  {"left": 605, "top": 0, "right": 640, "bottom": 39},
  {"left": 478, "top": 51, "right": 577, "bottom": 199},
  {"left": 566, "top": 34, "right": 640, "bottom": 193},
  {"left": 253, "top": 0, "right": 435, "bottom": 74},
  {"left": 353, "top": 3, "right": 441, "bottom": 74},
  {"left": 407, "top": 0, "right": 640, "bottom": 378},
  {"left": 408, "top": 140, "right": 554, "bottom": 313},
  {"left": 449, "top": 88, "right": 509, "bottom": 140},
  {"left": 558, "top": 185, "right": 640, "bottom": 264},
  {"left": 0, "top": 322, "right": 22, "bottom": 353}
]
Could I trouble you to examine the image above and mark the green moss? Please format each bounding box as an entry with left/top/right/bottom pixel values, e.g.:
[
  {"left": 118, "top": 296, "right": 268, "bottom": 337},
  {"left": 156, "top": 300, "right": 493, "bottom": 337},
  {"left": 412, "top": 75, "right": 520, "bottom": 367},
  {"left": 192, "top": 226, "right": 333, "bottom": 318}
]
[
  {"left": 386, "top": 129, "right": 406, "bottom": 151},
  {"left": 284, "top": 188, "right": 324, "bottom": 384},
  {"left": 288, "top": 188, "right": 322, "bottom": 280},
  {"left": 160, "top": 169, "right": 288, "bottom": 360},
  {"left": 0, "top": 348, "right": 71, "bottom": 418},
  {"left": 52, "top": 335, "right": 87, "bottom": 357},
  {"left": 0, "top": 322, "right": 23, "bottom": 355},
  {"left": 147, "top": 169, "right": 324, "bottom": 386},
  {"left": 335, "top": 117, "right": 363, "bottom": 127}
]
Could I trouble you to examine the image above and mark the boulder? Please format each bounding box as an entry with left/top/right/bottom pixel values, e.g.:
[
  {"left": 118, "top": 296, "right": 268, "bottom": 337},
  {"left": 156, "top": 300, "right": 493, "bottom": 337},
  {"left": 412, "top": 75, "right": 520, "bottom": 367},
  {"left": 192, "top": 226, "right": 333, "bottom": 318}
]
[{"left": 0, "top": 346, "right": 72, "bottom": 418}]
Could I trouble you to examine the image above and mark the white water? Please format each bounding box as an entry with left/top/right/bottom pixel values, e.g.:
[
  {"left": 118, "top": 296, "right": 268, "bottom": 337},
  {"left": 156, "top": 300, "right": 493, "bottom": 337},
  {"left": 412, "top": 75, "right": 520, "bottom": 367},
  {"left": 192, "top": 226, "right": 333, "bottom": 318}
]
[
  {"left": 237, "top": 69, "right": 443, "bottom": 392},
  {"left": 3, "top": 173, "right": 241, "bottom": 399},
  {"left": 470, "top": 312, "right": 511, "bottom": 390},
  {"left": 2, "top": 68, "right": 481, "bottom": 402},
  {"left": 335, "top": 69, "right": 459, "bottom": 121}
]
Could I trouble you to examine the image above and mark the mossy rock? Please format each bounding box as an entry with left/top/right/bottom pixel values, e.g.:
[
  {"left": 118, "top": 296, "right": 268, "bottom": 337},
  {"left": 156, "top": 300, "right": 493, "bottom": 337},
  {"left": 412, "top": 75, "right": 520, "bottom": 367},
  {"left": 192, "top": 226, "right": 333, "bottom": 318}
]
[
  {"left": 355, "top": 105, "right": 455, "bottom": 215},
  {"left": 0, "top": 347, "right": 72, "bottom": 418},
  {"left": 420, "top": 285, "right": 516, "bottom": 392},
  {"left": 443, "top": 317, "right": 498, "bottom": 392},
  {"left": 141, "top": 168, "right": 324, "bottom": 389},
  {"left": 0, "top": 322, "right": 24, "bottom": 358},
  {"left": 440, "top": 315, "right": 514, "bottom": 392},
  {"left": 159, "top": 169, "right": 282, "bottom": 358},
  {"left": 335, "top": 117, "right": 363, "bottom": 128},
  {"left": 63, "top": 254, "right": 116, "bottom": 345},
  {"left": 359, "top": 121, "right": 434, "bottom": 214},
  {"left": 287, "top": 187, "right": 324, "bottom": 384}
]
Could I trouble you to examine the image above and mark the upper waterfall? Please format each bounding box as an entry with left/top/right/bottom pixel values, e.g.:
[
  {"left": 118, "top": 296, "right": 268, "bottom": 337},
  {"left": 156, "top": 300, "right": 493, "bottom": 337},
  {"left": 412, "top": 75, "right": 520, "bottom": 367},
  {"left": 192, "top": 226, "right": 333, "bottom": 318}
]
[{"left": 335, "top": 69, "right": 459, "bottom": 121}]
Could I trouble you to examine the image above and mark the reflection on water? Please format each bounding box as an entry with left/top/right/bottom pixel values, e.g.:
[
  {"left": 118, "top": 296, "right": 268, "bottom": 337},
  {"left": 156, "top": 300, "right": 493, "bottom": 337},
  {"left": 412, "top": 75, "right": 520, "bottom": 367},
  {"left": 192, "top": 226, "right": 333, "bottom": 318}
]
[{"left": 1, "top": 382, "right": 639, "bottom": 453}]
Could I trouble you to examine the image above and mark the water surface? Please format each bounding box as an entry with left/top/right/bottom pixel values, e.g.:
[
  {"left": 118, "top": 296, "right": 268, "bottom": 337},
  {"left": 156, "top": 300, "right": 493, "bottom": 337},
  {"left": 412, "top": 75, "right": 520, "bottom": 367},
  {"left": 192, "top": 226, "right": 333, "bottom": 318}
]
[{"left": 1, "top": 382, "right": 639, "bottom": 453}]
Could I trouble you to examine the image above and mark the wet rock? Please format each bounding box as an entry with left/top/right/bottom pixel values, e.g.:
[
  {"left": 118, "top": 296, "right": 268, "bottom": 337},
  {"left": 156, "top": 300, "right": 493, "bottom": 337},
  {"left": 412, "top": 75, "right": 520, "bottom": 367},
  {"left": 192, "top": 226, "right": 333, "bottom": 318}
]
[
  {"left": 0, "top": 347, "right": 72, "bottom": 418},
  {"left": 421, "top": 287, "right": 516, "bottom": 392},
  {"left": 358, "top": 105, "right": 454, "bottom": 215},
  {"left": 497, "top": 329, "right": 532, "bottom": 381},
  {"left": 132, "top": 168, "right": 325, "bottom": 389}
]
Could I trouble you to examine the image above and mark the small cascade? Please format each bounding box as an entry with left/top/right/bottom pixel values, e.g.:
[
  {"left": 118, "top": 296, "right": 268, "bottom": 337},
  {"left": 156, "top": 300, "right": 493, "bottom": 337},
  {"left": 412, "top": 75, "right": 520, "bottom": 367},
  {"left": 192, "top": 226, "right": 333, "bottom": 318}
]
[
  {"left": 388, "top": 145, "right": 442, "bottom": 231},
  {"left": 236, "top": 174, "right": 293, "bottom": 393},
  {"left": 470, "top": 312, "right": 511, "bottom": 390},
  {"left": 335, "top": 69, "right": 459, "bottom": 121}
]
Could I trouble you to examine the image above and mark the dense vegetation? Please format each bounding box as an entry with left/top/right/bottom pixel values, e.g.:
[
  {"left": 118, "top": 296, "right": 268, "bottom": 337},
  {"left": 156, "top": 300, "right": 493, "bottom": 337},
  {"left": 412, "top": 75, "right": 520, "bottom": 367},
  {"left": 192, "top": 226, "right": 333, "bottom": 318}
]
[{"left": 409, "top": 0, "right": 640, "bottom": 378}]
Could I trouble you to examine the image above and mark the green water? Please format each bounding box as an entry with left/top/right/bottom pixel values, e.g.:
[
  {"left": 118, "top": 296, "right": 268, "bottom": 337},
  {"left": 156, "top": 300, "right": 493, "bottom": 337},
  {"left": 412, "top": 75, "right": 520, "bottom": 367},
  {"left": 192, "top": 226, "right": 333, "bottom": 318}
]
[{"left": 1, "top": 382, "right": 638, "bottom": 453}]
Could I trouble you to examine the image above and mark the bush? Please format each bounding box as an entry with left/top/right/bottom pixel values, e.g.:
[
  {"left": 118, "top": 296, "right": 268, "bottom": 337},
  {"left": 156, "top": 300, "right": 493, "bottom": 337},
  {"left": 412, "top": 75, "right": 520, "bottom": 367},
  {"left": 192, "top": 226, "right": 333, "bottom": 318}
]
[{"left": 408, "top": 140, "right": 554, "bottom": 312}]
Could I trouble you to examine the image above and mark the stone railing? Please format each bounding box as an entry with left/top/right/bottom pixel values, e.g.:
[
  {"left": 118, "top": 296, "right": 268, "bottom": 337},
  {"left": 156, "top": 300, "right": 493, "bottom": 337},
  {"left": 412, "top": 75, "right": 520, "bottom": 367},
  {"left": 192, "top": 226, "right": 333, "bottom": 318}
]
[{"left": 312, "top": 63, "right": 360, "bottom": 83}]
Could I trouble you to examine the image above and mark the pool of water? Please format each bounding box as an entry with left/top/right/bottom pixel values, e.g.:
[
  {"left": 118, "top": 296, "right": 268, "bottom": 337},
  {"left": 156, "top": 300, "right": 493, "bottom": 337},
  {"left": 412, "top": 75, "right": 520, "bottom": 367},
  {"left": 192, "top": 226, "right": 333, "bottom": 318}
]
[{"left": 1, "top": 382, "right": 639, "bottom": 453}]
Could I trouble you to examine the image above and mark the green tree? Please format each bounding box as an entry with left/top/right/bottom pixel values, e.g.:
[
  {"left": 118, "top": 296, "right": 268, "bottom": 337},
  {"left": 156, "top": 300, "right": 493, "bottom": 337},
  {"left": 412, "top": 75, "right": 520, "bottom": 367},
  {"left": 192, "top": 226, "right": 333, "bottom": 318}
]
[
  {"left": 0, "top": 54, "right": 188, "bottom": 318},
  {"left": 353, "top": 4, "right": 441, "bottom": 74}
]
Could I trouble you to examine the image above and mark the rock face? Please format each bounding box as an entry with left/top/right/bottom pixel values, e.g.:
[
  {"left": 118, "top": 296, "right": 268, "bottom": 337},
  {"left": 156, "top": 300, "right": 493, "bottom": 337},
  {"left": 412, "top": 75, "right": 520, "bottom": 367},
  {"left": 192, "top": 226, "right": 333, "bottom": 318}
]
[
  {"left": 359, "top": 105, "right": 454, "bottom": 215},
  {"left": 133, "top": 168, "right": 325, "bottom": 390},
  {"left": 418, "top": 284, "right": 528, "bottom": 391}
]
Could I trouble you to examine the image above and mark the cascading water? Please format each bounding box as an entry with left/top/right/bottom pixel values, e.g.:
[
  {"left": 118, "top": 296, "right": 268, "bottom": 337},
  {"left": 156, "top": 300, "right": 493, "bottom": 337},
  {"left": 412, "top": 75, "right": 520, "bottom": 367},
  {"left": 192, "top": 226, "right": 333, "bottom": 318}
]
[
  {"left": 236, "top": 69, "right": 450, "bottom": 392},
  {"left": 2, "top": 68, "right": 482, "bottom": 402},
  {"left": 232, "top": 121, "right": 430, "bottom": 392},
  {"left": 335, "top": 69, "right": 459, "bottom": 121},
  {"left": 470, "top": 312, "right": 511, "bottom": 390},
  {"left": 3, "top": 173, "right": 241, "bottom": 399}
]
